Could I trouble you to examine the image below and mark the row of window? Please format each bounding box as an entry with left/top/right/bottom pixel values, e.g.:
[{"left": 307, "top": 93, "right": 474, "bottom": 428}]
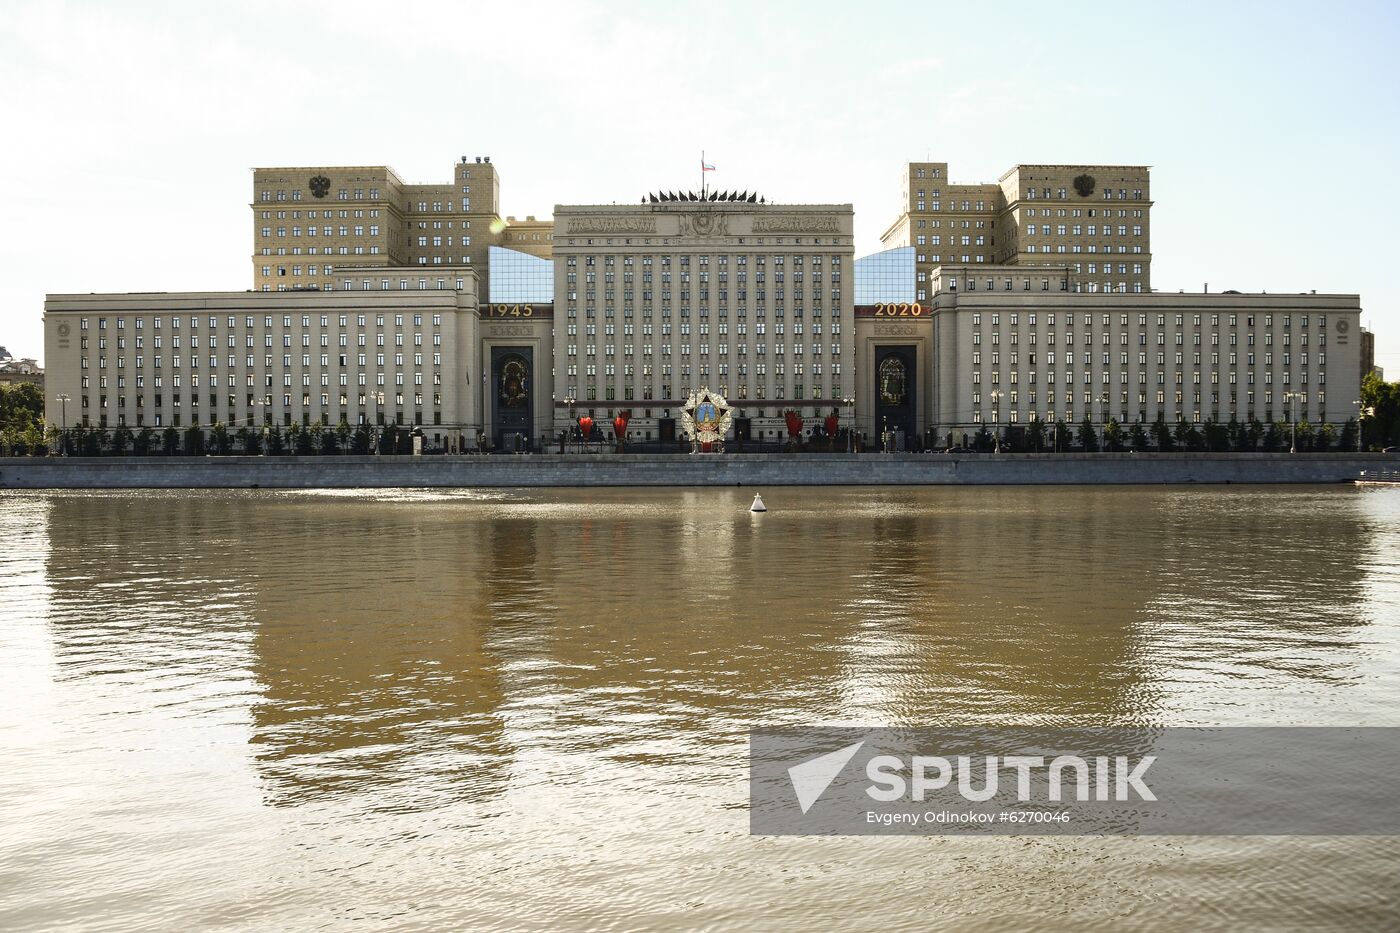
[
  {"left": 1025, "top": 224, "right": 1143, "bottom": 237},
  {"left": 80, "top": 314, "right": 442, "bottom": 330},
  {"left": 971, "top": 371, "right": 1327, "bottom": 387},
  {"left": 565, "top": 322, "right": 838, "bottom": 336},
  {"left": 82, "top": 352, "right": 440, "bottom": 370},
  {"left": 84, "top": 392, "right": 438, "bottom": 408},
  {"left": 259, "top": 209, "right": 380, "bottom": 221},
  {"left": 972, "top": 351, "right": 1325, "bottom": 367},
  {"left": 558, "top": 383, "right": 839, "bottom": 402},
  {"left": 260, "top": 224, "right": 383, "bottom": 237},
  {"left": 968, "top": 313, "right": 1331, "bottom": 328},
  {"left": 84, "top": 371, "right": 438, "bottom": 389},
  {"left": 1023, "top": 245, "right": 1145, "bottom": 255},
  {"left": 565, "top": 362, "right": 838, "bottom": 377},
  {"left": 79, "top": 410, "right": 439, "bottom": 429},
  {"left": 562, "top": 343, "right": 842, "bottom": 357},
  {"left": 259, "top": 188, "right": 382, "bottom": 202},
  {"left": 560, "top": 250, "right": 834, "bottom": 264}
]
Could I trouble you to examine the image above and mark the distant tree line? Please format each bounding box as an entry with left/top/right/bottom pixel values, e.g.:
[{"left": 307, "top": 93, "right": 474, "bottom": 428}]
[
  {"left": 966, "top": 414, "right": 1359, "bottom": 454},
  {"left": 1360, "top": 372, "right": 1400, "bottom": 449},
  {"left": 3, "top": 419, "right": 420, "bottom": 457},
  {"left": 0, "top": 383, "right": 45, "bottom": 454}
]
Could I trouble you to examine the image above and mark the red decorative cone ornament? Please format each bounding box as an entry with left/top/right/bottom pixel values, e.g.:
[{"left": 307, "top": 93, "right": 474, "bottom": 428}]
[
  {"left": 578, "top": 416, "right": 593, "bottom": 438},
  {"left": 613, "top": 413, "right": 629, "bottom": 438},
  {"left": 784, "top": 410, "right": 803, "bottom": 438},
  {"left": 824, "top": 412, "right": 839, "bottom": 437}
]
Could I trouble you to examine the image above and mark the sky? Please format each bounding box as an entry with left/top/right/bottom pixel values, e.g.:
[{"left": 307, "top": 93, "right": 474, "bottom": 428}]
[{"left": 3, "top": 0, "right": 1399, "bottom": 372}]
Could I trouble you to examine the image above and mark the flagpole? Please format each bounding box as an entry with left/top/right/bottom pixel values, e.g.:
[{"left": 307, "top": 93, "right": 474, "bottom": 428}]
[{"left": 701, "top": 150, "right": 706, "bottom": 200}]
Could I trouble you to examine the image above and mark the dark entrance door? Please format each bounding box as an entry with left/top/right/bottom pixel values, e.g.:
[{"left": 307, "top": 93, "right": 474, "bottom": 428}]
[
  {"left": 734, "top": 417, "right": 752, "bottom": 444},
  {"left": 491, "top": 346, "right": 533, "bottom": 450},
  {"left": 874, "top": 345, "right": 916, "bottom": 447},
  {"left": 658, "top": 417, "right": 677, "bottom": 444}
]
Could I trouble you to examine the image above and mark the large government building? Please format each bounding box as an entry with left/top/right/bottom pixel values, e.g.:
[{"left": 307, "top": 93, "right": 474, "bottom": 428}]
[{"left": 42, "top": 157, "right": 1368, "bottom": 450}]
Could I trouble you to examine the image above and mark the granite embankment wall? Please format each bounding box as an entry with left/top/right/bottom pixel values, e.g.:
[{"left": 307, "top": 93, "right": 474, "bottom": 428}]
[{"left": 0, "top": 454, "right": 1393, "bottom": 488}]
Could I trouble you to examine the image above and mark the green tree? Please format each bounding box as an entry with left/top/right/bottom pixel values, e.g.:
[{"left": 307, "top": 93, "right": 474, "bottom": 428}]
[
  {"left": 1295, "top": 421, "right": 1315, "bottom": 452},
  {"left": 133, "top": 427, "right": 153, "bottom": 456},
  {"left": 1026, "top": 419, "right": 1046, "bottom": 452},
  {"left": 1247, "top": 419, "right": 1264, "bottom": 452},
  {"left": 1078, "top": 417, "right": 1098, "bottom": 452},
  {"left": 266, "top": 425, "right": 286, "bottom": 455},
  {"left": 161, "top": 426, "right": 180, "bottom": 455},
  {"left": 1225, "top": 417, "right": 1244, "bottom": 451},
  {"left": 1184, "top": 423, "right": 1206, "bottom": 451},
  {"left": 971, "top": 424, "right": 992, "bottom": 452},
  {"left": 82, "top": 427, "right": 106, "bottom": 457},
  {"left": 183, "top": 424, "right": 206, "bottom": 456},
  {"left": 1315, "top": 423, "right": 1336, "bottom": 452},
  {"left": 1173, "top": 420, "right": 1191, "bottom": 450},
  {"left": 320, "top": 424, "right": 340, "bottom": 455},
  {"left": 1129, "top": 421, "right": 1149, "bottom": 451},
  {"left": 1204, "top": 420, "right": 1230, "bottom": 452},
  {"left": 294, "top": 423, "right": 317, "bottom": 456},
  {"left": 210, "top": 422, "right": 232, "bottom": 455},
  {"left": 109, "top": 425, "right": 132, "bottom": 456},
  {"left": 1361, "top": 372, "right": 1400, "bottom": 448},
  {"left": 1103, "top": 418, "right": 1123, "bottom": 451},
  {"left": 1262, "top": 421, "right": 1281, "bottom": 452},
  {"left": 0, "top": 383, "right": 45, "bottom": 436},
  {"left": 1338, "top": 418, "right": 1358, "bottom": 453},
  {"left": 1153, "top": 417, "right": 1174, "bottom": 452},
  {"left": 351, "top": 424, "right": 372, "bottom": 454}
]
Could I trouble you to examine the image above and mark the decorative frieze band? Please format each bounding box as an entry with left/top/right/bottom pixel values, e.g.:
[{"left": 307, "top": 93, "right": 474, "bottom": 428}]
[
  {"left": 751, "top": 216, "right": 841, "bottom": 234},
  {"left": 566, "top": 217, "right": 658, "bottom": 234}
]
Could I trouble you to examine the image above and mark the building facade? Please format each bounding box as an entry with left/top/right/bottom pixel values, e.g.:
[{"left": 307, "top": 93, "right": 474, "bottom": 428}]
[
  {"left": 548, "top": 195, "right": 856, "bottom": 443},
  {"left": 251, "top": 157, "right": 552, "bottom": 293},
  {"left": 0, "top": 347, "right": 44, "bottom": 388},
  {"left": 43, "top": 282, "right": 484, "bottom": 449},
  {"left": 927, "top": 279, "right": 1362, "bottom": 445},
  {"left": 38, "top": 157, "right": 1372, "bottom": 451},
  {"left": 881, "top": 162, "right": 1152, "bottom": 304},
  {"left": 849, "top": 252, "right": 1363, "bottom": 447}
]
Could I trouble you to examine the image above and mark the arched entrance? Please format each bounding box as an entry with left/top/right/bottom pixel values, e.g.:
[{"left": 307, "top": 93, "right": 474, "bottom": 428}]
[
  {"left": 491, "top": 347, "right": 533, "bottom": 450},
  {"left": 874, "top": 346, "right": 916, "bottom": 448}
]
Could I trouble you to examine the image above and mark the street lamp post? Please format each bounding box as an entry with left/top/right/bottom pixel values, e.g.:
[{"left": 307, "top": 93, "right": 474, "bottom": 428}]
[
  {"left": 367, "top": 391, "right": 385, "bottom": 454},
  {"left": 1355, "top": 399, "right": 1370, "bottom": 453},
  {"left": 990, "top": 390, "right": 1002, "bottom": 453},
  {"left": 55, "top": 393, "right": 70, "bottom": 456},
  {"left": 842, "top": 397, "right": 855, "bottom": 453},
  {"left": 1097, "top": 394, "right": 1110, "bottom": 451},
  {"left": 563, "top": 395, "right": 578, "bottom": 453},
  {"left": 1286, "top": 391, "right": 1300, "bottom": 454},
  {"left": 245, "top": 398, "right": 269, "bottom": 455}
]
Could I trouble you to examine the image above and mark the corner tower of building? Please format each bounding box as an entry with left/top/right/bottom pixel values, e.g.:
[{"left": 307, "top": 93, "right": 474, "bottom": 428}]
[{"left": 882, "top": 161, "right": 1152, "bottom": 303}]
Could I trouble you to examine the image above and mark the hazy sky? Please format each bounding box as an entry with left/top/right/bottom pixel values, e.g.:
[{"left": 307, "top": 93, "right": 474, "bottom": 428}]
[{"left": 4, "top": 0, "right": 1398, "bottom": 372}]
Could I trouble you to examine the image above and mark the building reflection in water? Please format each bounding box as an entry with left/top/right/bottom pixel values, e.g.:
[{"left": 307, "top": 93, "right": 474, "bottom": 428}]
[{"left": 35, "top": 486, "right": 1383, "bottom": 814}]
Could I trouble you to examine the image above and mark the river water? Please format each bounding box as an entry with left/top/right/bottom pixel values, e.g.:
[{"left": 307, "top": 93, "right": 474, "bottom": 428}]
[{"left": 2, "top": 486, "right": 1399, "bottom": 931}]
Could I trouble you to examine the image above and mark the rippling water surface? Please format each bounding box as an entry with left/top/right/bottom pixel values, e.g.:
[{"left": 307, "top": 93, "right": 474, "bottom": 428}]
[{"left": 2, "top": 485, "right": 1400, "bottom": 931}]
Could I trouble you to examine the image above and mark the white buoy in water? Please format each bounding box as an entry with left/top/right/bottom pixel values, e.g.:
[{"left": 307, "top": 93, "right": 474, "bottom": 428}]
[{"left": 750, "top": 493, "right": 767, "bottom": 513}]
